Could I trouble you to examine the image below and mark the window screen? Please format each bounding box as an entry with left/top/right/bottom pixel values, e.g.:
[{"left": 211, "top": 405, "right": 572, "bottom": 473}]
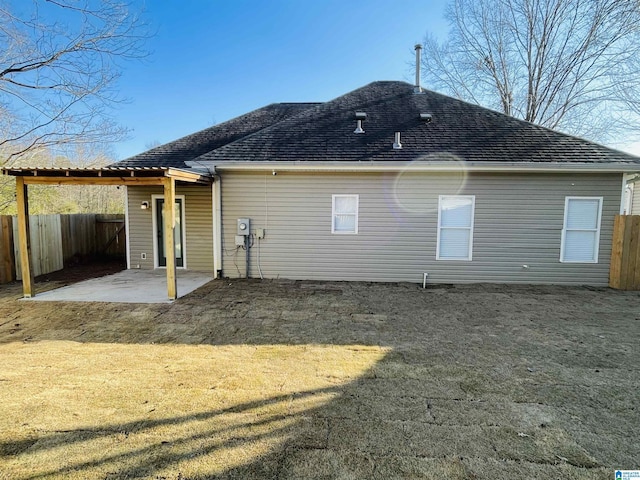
[
  {"left": 561, "top": 197, "right": 602, "bottom": 262},
  {"left": 437, "top": 195, "right": 475, "bottom": 260},
  {"left": 332, "top": 195, "right": 359, "bottom": 234}
]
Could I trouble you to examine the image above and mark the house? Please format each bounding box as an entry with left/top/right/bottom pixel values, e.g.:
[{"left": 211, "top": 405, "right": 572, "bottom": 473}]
[{"left": 5, "top": 79, "right": 640, "bottom": 298}]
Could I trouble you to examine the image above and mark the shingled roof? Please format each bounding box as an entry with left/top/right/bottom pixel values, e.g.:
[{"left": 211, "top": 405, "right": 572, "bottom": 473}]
[
  {"left": 114, "top": 81, "right": 640, "bottom": 168},
  {"left": 112, "top": 102, "right": 319, "bottom": 168}
]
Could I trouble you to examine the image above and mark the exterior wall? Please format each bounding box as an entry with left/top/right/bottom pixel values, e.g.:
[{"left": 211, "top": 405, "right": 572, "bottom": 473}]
[
  {"left": 127, "top": 185, "right": 214, "bottom": 272},
  {"left": 220, "top": 171, "right": 622, "bottom": 285},
  {"left": 632, "top": 182, "right": 640, "bottom": 214}
]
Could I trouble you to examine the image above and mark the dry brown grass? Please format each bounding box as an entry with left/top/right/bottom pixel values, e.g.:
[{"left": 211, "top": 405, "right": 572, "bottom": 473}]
[
  {"left": 0, "top": 278, "right": 638, "bottom": 479},
  {"left": 0, "top": 340, "right": 387, "bottom": 479}
]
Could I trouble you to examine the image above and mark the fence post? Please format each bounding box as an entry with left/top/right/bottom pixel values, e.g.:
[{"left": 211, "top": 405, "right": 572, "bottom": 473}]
[
  {"left": 0, "top": 216, "right": 15, "bottom": 283},
  {"left": 610, "top": 214, "right": 640, "bottom": 290}
]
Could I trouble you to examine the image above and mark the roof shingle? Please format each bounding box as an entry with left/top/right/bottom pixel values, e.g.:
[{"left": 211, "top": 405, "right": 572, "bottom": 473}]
[
  {"left": 113, "top": 81, "right": 640, "bottom": 168},
  {"left": 111, "top": 102, "right": 319, "bottom": 168}
]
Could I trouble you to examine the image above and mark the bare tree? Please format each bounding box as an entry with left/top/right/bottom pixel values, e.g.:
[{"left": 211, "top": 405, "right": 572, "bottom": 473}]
[
  {"left": 0, "top": 0, "right": 147, "bottom": 166},
  {"left": 0, "top": 143, "right": 125, "bottom": 214},
  {"left": 422, "top": 0, "right": 640, "bottom": 142}
]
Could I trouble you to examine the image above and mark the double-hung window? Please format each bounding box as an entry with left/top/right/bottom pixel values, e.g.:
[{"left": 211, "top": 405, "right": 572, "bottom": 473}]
[
  {"left": 437, "top": 195, "right": 475, "bottom": 260},
  {"left": 332, "top": 194, "right": 358, "bottom": 234},
  {"left": 560, "top": 197, "right": 602, "bottom": 263}
]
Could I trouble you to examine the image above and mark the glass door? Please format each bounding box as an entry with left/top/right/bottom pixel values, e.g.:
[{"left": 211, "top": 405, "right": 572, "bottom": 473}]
[{"left": 155, "top": 198, "right": 184, "bottom": 267}]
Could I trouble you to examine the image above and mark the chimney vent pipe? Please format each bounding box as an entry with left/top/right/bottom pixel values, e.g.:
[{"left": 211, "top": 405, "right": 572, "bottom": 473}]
[{"left": 414, "top": 44, "right": 423, "bottom": 94}]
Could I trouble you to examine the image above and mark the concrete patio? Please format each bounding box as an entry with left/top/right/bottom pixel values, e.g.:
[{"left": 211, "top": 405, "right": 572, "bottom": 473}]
[{"left": 26, "top": 269, "right": 214, "bottom": 303}]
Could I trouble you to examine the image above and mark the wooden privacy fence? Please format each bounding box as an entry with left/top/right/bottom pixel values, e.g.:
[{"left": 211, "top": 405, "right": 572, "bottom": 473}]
[
  {"left": 610, "top": 214, "right": 640, "bottom": 290},
  {"left": 0, "top": 213, "right": 125, "bottom": 283},
  {"left": 14, "top": 215, "right": 63, "bottom": 280},
  {"left": 0, "top": 216, "right": 14, "bottom": 284}
]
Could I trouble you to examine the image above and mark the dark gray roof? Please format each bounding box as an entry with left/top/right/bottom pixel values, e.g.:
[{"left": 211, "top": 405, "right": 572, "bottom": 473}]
[
  {"left": 114, "top": 81, "right": 640, "bottom": 168},
  {"left": 197, "top": 81, "right": 639, "bottom": 165},
  {"left": 112, "top": 102, "right": 319, "bottom": 168}
]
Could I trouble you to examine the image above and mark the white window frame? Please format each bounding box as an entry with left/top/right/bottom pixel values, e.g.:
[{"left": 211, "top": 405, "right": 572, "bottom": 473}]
[
  {"left": 152, "top": 194, "right": 187, "bottom": 269},
  {"left": 331, "top": 194, "right": 359, "bottom": 234},
  {"left": 560, "top": 196, "right": 603, "bottom": 263},
  {"left": 436, "top": 195, "right": 475, "bottom": 261}
]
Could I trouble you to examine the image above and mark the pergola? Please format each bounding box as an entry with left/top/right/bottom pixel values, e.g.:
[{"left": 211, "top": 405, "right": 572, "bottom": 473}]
[{"left": 1, "top": 166, "right": 212, "bottom": 300}]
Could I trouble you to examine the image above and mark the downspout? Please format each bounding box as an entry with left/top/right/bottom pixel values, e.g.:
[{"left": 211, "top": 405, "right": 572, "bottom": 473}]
[
  {"left": 212, "top": 170, "right": 223, "bottom": 278},
  {"left": 620, "top": 173, "right": 630, "bottom": 214}
]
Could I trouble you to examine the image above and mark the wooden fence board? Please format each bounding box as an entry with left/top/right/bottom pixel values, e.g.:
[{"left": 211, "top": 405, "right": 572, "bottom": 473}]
[
  {"left": 9, "top": 213, "right": 125, "bottom": 281},
  {"left": 610, "top": 214, "right": 640, "bottom": 290},
  {"left": 609, "top": 215, "right": 624, "bottom": 289},
  {"left": 96, "top": 214, "right": 126, "bottom": 257},
  {"left": 14, "top": 215, "right": 64, "bottom": 280},
  {"left": 633, "top": 216, "right": 640, "bottom": 289},
  {"left": 0, "top": 216, "right": 15, "bottom": 283},
  {"left": 61, "top": 214, "right": 97, "bottom": 261}
]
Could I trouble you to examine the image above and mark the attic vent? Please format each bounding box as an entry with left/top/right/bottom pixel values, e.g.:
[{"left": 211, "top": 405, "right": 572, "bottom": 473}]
[
  {"left": 354, "top": 112, "right": 367, "bottom": 134},
  {"left": 393, "top": 132, "right": 402, "bottom": 149},
  {"left": 420, "top": 113, "right": 432, "bottom": 123}
]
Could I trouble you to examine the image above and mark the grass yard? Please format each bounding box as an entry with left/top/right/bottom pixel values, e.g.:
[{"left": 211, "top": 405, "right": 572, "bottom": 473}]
[{"left": 0, "top": 278, "right": 638, "bottom": 479}]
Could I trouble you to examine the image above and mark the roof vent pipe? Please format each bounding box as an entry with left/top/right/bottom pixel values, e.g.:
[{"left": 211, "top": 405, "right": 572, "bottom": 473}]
[
  {"left": 414, "top": 44, "right": 423, "bottom": 94},
  {"left": 354, "top": 119, "right": 365, "bottom": 134},
  {"left": 393, "top": 132, "right": 402, "bottom": 149}
]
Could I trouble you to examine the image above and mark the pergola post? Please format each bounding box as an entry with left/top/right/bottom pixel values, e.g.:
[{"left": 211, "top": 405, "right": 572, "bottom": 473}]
[
  {"left": 163, "top": 177, "right": 177, "bottom": 300},
  {"left": 15, "top": 176, "right": 34, "bottom": 298}
]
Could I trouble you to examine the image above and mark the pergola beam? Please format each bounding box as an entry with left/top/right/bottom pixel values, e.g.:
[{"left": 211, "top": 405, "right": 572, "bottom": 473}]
[
  {"left": 21, "top": 177, "right": 168, "bottom": 186},
  {"left": 2, "top": 167, "right": 212, "bottom": 186},
  {"left": 2, "top": 166, "right": 211, "bottom": 300}
]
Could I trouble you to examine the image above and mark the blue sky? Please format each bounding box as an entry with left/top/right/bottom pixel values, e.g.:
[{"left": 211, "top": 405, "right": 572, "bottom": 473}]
[{"left": 113, "top": 1, "right": 449, "bottom": 159}]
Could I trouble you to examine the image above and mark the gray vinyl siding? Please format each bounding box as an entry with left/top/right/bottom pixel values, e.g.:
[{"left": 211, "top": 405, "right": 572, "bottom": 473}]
[
  {"left": 220, "top": 171, "right": 622, "bottom": 285},
  {"left": 632, "top": 183, "right": 640, "bottom": 214},
  {"left": 127, "top": 185, "right": 214, "bottom": 272}
]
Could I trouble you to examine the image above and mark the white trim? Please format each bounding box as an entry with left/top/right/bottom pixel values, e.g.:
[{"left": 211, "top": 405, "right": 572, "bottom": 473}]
[
  {"left": 205, "top": 160, "right": 640, "bottom": 174},
  {"left": 436, "top": 195, "right": 475, "bottom": 261},
  {"left": 331, "top": 194, "right": 359, "bottom": 234},
  {"left": 151, "top": 194, "right": 187, "bottom": 269},
  {"left": 621, "top": 173, "right": 631, "bottom": 214},
  {"left": 627, "top": 182, "right": 635, "bottom": 215},
  {"left": 124, "top": 186, "right": 131, "bottom": 269},
  {"left": 560, "top": 196, "right": 603, "bottom": 263}
]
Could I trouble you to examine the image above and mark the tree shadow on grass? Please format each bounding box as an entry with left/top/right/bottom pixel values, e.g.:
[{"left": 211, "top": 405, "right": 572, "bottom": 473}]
[
  {"left": 0, "top": 279, "right": 638, "bottom": 478},
  {"left": 0, "top": 386, "right": 343, "bottom": 479}
]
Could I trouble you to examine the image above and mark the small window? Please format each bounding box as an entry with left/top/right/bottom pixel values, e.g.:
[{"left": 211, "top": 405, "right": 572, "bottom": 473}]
[
  {"left": 437, "top": 195, "right": 475, "bottom": 260},
  {"left": 561, "top": 197, "right": 602, "bottom": 263},
  {"left": 332, "top": 194, "right": 358, "bottom": 234}
]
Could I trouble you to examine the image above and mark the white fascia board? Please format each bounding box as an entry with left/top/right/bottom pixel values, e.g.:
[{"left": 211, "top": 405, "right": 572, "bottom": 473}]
[{"left": 205, "top": 161, "right": 640, "bottom": 174}]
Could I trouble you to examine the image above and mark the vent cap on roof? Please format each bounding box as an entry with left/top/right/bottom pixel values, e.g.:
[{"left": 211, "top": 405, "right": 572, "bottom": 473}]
[
  {"left": 354, "top": 112, "right": 367, "bottom": 133},
  {"left": 393, "top": 132, "right": 402, "bottom": 149}
]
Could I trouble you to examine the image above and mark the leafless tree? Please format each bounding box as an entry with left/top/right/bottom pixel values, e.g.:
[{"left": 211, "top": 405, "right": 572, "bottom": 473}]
[
  {"left": 0, "top": 0, "right": 147, "bottom": 166},
  {"left": 421, "top": 0, "right": 640, "bottom": 142},
  {"left": 0, "top": 144, "right": 125, "bottom": 214}
]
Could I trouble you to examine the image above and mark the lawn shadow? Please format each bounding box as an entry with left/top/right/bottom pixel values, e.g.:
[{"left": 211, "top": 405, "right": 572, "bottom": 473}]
[
  {"left": 0, "top": 279, "right": 638, "bottom": 478},
  {"left": 0, "top": 386, "right": 343, "bottom": 479}
]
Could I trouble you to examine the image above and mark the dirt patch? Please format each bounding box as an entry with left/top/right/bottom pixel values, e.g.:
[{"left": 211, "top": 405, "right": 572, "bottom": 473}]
[{"left": 0, "top": 279, "right": 638, "bottom": 479}]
